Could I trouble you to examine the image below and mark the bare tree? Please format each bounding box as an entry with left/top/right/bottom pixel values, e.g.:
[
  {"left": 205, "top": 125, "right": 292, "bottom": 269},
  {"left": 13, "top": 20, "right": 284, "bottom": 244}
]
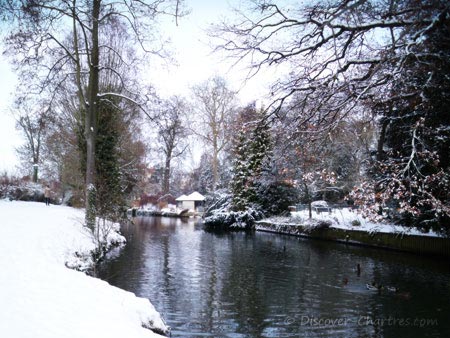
[
  {"left": 192, "top": 76, "right": 236, "bottom": 191},
  {"left": 212, "top": 0, "right": 449, "bottom": 136},
  {"left": 14, "top": 102, "right": 52, "bottom": 182},
  {"left": 154, "top": 96, "right": 190, "bottom": 195},
  {"left": 2, "top": 0, "right": 185, "bottom": 230}
]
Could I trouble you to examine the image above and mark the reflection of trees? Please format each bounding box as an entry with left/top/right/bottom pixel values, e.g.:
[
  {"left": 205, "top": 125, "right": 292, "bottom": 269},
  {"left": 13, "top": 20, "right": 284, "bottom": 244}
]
[
  {"left": 192, "top": 231, "right": 221, "bottom": 334},
  {"left": 218, "top": 234, "right": 268, "bottom": 336},
  {"left": 217, "top": 233, "right": 326, "bottom": 336},
  {"left": 143, "top": 217, "right": 178, "bottom": 314},
  {"left": 124, "top": 217, "right": 205, "bottom": 329},
  {"left": 161, "top": 234, "right": 173, "bottom": 301},
  {"left": 97, "top": 217, "right": 152, "bottom": 292}
]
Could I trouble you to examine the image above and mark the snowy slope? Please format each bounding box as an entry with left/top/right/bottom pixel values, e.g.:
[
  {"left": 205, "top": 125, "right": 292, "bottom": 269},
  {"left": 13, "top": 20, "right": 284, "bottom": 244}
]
[{"left": 0, "top": 200, "right": 168, "bottom": 338}]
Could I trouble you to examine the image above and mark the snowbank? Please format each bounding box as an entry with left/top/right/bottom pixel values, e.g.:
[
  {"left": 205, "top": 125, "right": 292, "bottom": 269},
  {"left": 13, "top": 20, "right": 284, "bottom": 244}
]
[
  {"left": 0, "top": 200, "right": 169, "bottom": 338},
  {"left": 285, "top": 208, "right": 443, "bottom": 237}
]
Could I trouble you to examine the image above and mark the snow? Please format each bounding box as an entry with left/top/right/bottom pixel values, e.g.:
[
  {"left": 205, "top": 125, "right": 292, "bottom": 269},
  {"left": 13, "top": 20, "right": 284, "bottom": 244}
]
[
  {"left": 265, "top": 207, "right": 444, "bottom": 237},
  {"left": 0, "top": 200, "right": 169, "bottom": 338},
  {"left": 175, "top": 191, "right": 205, "bottom": 201},
  {"left": 174, "top": 194, "right": 188, "bottom": 201},
  {"left": 311, "top": 200, "right": 329, "bottom": 208}
]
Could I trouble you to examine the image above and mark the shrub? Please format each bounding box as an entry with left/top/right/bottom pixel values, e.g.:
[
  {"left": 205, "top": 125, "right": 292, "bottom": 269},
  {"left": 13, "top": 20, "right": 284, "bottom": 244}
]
[
  {"left": 255, "top": 181, "right": 299, "bottom": 216},
  {"left": 351, "top": 219, "right": 361, "bottom": 227}
]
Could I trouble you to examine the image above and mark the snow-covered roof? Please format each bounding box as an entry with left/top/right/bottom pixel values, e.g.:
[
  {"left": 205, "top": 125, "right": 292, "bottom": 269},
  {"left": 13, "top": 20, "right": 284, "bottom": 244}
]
[{"left": 176, "top": 191, "right": 205, "bottom": 201}]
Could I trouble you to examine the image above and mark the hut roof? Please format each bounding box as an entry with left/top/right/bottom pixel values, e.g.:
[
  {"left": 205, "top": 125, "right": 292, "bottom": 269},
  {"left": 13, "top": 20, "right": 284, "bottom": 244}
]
[{"left": 176, "top": 191, "right": 205, "bottom": 201}]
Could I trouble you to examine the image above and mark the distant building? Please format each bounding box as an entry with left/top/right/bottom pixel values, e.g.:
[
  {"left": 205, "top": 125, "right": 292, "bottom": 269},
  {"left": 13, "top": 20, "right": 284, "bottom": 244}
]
[{"left": 176, "top": 192, "right": 205, "bottom": 212}]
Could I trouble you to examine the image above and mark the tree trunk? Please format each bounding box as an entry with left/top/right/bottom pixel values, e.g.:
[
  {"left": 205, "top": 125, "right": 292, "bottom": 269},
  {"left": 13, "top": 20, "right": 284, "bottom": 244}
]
[
  {"left": 377, "top": 118, "right": 389, "bottom": 162},
  {"left": 85, "top": 0, "right": 100, "bottom": 231},
  {"left": 212, "top": 148, "right": 218, "bottom": 191},
  {"left": 32, "top": 163, "right": 38, "bottom": 183},
  {"left": 163, "top": 156, "right": 171, "bottom": 195},
  {"left": 304, "top": 183, "right": 312, "bottom": 219}
]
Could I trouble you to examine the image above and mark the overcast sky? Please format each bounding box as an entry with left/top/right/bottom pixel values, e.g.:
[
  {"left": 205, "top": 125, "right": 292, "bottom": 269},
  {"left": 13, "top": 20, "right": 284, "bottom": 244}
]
[{"left": 0, "top": 0, "right": 273, "bottom": 174}]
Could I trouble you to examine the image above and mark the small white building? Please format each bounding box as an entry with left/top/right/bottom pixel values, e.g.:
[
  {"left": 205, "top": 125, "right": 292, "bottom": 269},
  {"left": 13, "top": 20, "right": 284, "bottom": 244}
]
[{"left": 176, "top": 192, "right": 205, "bottom": 212}]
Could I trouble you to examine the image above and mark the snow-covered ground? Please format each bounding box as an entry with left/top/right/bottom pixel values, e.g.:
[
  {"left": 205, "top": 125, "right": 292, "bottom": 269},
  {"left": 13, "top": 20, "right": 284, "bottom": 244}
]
[
  {"left": 265, "top": 208, "right": 443, "bottom": 237},
  {"left": 0, "top": 200, "right": 169, "bottom": 338}
]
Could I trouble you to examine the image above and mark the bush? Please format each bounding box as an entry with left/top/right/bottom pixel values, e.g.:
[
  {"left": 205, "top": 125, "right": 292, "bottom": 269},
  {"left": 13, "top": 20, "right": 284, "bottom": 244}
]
[
  {"left": 203, "top": 206, "right": 264, "bottom": 230},
  {"left": 255, "top": 181, "right": 299, "bottom": 216},
  {"left": 0, "top": 174, "right": 46, "bottom": 202},
  {"left": 351, "top": 219, "right": 361, "bottom": 227}
]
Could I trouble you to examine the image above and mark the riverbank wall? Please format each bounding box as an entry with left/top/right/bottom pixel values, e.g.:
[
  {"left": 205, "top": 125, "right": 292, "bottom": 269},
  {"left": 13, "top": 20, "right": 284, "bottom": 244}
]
[{"left": 255, "top": 221, "right": 450, "bottom": 257}]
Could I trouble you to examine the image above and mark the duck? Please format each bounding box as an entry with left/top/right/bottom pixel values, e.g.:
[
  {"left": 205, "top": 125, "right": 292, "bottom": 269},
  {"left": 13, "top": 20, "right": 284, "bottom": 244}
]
[
  {"left": 386, "top": 286, "right": 398, "bottom": 292},
  {"left": 366, "top": 282, "right": 383, "bottom": 291},
  {"left": 366, "top": 283, "right": 378, "bottom": 291},
  {"left": 355, "top": 263, "right": 361, "bottom": 276},
  {"left": 396, "top": 291, "right": 411, "bottom": 300}
]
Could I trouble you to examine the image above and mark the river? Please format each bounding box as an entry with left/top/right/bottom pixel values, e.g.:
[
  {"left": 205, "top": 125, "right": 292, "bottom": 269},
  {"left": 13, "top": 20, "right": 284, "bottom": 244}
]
[{"left": 97, "top": 216, "right": 450, "bottom": 338}]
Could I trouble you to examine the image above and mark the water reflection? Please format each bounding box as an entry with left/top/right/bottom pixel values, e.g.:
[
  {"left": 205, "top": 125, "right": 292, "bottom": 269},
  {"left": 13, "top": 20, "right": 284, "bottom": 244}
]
[{"left": 98, "top": 216, "right": 450, "bottom": 338}]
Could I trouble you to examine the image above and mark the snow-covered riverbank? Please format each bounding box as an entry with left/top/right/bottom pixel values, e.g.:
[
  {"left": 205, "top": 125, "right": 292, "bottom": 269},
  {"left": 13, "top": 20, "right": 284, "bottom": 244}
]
[
  {"left": 287, "top": 208, "right": 443, "bottom": 237},
  {"left": 0, "top": 200, "right": 169, "bottom": 338}
]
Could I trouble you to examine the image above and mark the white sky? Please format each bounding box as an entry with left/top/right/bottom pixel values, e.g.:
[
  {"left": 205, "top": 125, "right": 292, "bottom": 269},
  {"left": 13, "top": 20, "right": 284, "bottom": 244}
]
[
  {"left": 0, "top": 0, "right": 274, "bottom": 173},
  {"left": 149, "top": 0, "right": 274, "bottom": 101}
]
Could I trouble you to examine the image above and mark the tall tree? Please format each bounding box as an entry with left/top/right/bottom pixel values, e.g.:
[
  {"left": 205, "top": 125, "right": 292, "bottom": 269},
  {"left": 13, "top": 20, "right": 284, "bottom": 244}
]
[
  {"left": 154, "top": 96, "right": 190, "bottom": 195},
  {"left": 192, "top": 76, "right": 236, "bottom": 191},
  {"left": 14, "top": 102, "right": 53, "bottom": 182},
  {"left": 188, "top": 152, "right": 214, "bottom": 194},
  {"left": 2, "top": 0, "right": 185, "bottom": 230},
  {"left": 230, "top": 104, "right": 272, "bottom": 211}
]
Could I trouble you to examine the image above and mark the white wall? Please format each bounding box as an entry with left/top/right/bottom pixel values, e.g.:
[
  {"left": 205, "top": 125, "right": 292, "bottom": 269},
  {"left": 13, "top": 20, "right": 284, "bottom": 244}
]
[{"left": 181, "top": 201, "right": 195, "bottom": 211}]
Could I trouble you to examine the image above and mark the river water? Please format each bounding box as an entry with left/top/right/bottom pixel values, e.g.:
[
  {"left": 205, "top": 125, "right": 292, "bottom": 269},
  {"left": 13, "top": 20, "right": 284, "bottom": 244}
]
[{"left": 97, "top": 216, "right": 450, "bottom": 338}]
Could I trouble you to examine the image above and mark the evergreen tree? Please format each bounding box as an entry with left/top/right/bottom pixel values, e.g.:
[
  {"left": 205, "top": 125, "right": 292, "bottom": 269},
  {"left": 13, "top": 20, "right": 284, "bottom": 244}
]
[
  {"left": 230, "top": 106, "right": 272, "bottom": 211},
  {"left": 230, "top": 130, "right": 251, "bottom": 211}
]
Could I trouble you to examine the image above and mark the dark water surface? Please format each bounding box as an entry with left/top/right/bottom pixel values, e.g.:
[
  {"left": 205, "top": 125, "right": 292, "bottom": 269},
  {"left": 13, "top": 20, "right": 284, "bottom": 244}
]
[{"left": 97, "top": 216, "right": 450, "bottom": 338}]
